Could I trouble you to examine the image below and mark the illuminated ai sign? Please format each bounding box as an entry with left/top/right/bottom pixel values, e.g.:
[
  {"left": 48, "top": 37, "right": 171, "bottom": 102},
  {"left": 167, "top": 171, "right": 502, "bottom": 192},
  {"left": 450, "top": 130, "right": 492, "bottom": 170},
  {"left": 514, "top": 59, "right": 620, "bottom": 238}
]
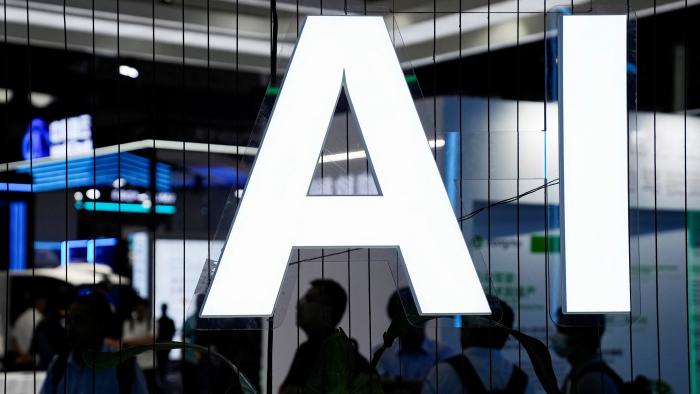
[
  {"left": 202, "top": 15, "right": 631, "bottom": 317},
  {"left": 559, "top": 15, "right": 630, "bottom": 314},
  {"left": 202, "top": 16, "right": 491, "bottom": 317}
]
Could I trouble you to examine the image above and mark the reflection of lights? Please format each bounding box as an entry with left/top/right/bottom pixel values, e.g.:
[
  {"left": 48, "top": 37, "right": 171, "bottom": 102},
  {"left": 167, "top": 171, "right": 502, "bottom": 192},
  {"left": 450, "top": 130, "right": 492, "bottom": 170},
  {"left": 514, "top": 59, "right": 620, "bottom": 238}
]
[
  {"left": 119, "top": 65, "right": 139, "bottom": 79},
  {"left": 319, "top": 139, "right": 445, "bottom": 164},
  {"left": 14, "top": 152, "right": 172, "bottom": 192},
  {"left": 0, "top": 88, "right": 13, "bottom": 104},
  {"left": 110, "top": 189, "right": 177, "bottom": 205},
  {"left": 2, "top": 140, "right": 255, "bottom": 174},
  {"left": 74, "top": 191, "right": 84, "bottom": 201},
  {"left": 141, "top": 200, "right": 152, "bottom": 209},
  {"left": 9, "top": 202, "right": 27, "bottom": 271},
  {"left": 234, "top": 189, "right": 244, "bottom": 199},
  {"left": 155, "top": 191, "right": 176, "bottom": 204},
  {"left": 0, "top": 183, "right": 32, "bottom": 192},
  {"left": 60, "top": 237, "right": 119, "bottom": 265},
  {"left": 112, "top": 178, "right": 126, "bottom": 188},
  {"left": 75, "top": 201, "right": 176, "bottom": 214},
  {"left": 29, "top": 92, "right": 55, "bottom": 108},
  {"left": 86, "top": 189, "right": 101, "bottom": 200}
]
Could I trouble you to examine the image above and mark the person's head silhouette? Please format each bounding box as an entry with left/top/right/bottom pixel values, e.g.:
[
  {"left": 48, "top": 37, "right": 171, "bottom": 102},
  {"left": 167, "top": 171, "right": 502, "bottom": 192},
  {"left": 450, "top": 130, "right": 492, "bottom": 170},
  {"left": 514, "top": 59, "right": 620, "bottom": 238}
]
[
  {"left": 386, "top": 287, "right": 426, "bottom": 351},
  {"left": 461, "top": 295, "right": 514, "bottom": 350},
  {"left": 67, "top": 293, "right": 113, "bottom": 357},
  {"left": 297, "top": 279, "right": 347, "bottom": 336},
  {"left": 552, "top": 308, "right": 606, "bottom": 364}
]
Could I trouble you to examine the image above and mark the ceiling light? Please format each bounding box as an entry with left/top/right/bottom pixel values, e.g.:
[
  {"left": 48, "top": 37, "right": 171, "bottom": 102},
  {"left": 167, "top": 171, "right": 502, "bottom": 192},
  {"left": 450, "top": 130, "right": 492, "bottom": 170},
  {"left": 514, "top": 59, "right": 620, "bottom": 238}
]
[
  {"left": 0, "top": 88, "right": 13, "bottom": 104},
  {"left": 119, "top": 65, "right": 139, "bottom": 79},
  {"left": 86, "top": 188, "right": 101, "bottom": 200},
  {"left": 320, "top": 139, "right": 445, "bottom": 164},
  {"left": 112, "top": 178, "right": 126, "bottom": 188},
  {"left": 30, "top": 92, "right": 55, "bottom": 108}
]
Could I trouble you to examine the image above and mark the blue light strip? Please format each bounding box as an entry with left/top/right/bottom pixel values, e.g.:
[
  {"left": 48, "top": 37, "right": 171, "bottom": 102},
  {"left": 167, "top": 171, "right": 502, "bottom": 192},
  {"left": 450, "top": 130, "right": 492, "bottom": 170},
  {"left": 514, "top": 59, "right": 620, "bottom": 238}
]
[
  {"left": 59, "top": 237, "right": 119, "bottom": 266},
  {"left": 34, "top": 241, "right": 62, "bottom": 250},
  {"left": 443, "top": 131, "right": 462, "bottom": 328},
  {"left": 74, "top": 201, "right": 176, "bottom": 214},
  {"left": 443, "top": 131, "right": 460, "bottom": 215},
  {"left": 16, "top": 152, "right": 172, "bottom": 192},
  {"left": 60, "top": 241, "right": 67, "bottom": 266},
  {"left": 9, "top": 201, "right": 27, "bottom": 271},
  {"left": 0, "top": 183, "right": 32, "bottom": 192},
  {"left": 87, "top": 240, "right": 95, "bottom": 263}
]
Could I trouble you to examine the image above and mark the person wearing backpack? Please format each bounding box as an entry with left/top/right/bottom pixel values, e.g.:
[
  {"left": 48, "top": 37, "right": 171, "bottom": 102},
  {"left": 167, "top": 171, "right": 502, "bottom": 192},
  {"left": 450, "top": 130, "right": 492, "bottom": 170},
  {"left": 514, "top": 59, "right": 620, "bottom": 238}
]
[
  {"left": 40, "top": 292, "right": 148, "bottom": 394},
  {"left": 421, "top": 296, "right": 532, "bottom": 394},
  {"left": 552, "top": 309, "right": 622, "bottom": 394}
]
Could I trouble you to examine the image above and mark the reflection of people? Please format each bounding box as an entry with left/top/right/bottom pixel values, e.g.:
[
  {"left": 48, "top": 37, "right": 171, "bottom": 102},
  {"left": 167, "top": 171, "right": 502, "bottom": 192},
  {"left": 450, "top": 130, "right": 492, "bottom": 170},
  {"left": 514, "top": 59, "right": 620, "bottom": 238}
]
[
  {"left": 553, "top": 309, "right": 621, "bottom": 394},
  {"left": 280, "top": 279, "right": 370, "bottom": 394},
  {"left": 182, "top": 295, "right": 207, "bottom": 394},
  {"left": 122, "top": 298, "right": 156, "bottom": 390},
  {"left": 11, "top": 294, "right": 47, "bottom": 368},
  {"left": 422, "top": 296, "right": 532, "bottom": 394},
  {"left": 376, "top": 288, "right": 453, "bottom": 381},
  {"left": 33, "top": 297, "right": 68, "bottom": 370},
  {"left": 156, "top": 303, "right": 176, "bottom": 386},
  {"left": 40, "top": 293, "right": 148, "bottom": 394}
]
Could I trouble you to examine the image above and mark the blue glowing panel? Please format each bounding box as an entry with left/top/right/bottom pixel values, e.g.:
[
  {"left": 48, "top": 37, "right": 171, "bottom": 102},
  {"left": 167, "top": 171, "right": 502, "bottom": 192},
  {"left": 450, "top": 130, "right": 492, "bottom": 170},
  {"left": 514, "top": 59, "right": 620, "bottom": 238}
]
[
  {"left": 0, "top": 183, "right": 32, "bottom": 192},
  {"left": 9, "top": 201, "right": 27, "bottom": 271},
  {"left": 16, "top": 152, "right": 172, "bottom": 192},
  {"left": 60, "top": 237, "right": 119, "bottom": 266}
]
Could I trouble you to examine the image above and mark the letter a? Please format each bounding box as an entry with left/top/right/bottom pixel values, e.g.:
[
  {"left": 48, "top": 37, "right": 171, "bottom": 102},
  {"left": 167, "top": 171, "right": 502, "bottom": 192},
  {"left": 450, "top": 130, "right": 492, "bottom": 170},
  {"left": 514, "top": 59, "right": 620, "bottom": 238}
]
[{"left": 201, "top": 16, "right": 490, "bottom": 317}]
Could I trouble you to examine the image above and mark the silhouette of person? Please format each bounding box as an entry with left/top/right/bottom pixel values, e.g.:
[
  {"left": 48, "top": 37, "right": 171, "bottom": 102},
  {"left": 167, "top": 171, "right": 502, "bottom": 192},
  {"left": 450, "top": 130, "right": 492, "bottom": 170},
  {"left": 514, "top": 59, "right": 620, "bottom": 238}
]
[
  {"left": 375, "top": 287, "right": 453, "bottom": 384},
  {"left": 33, "top": 296, "right": 68, "bottom": 370},
  {"left": 122, "top": 298, "right": 156, "bottom": 390},
  {"left": 11, "top": 293, "right": 47, "bottom": 369},
  {"left": 40, "top": 293, "right": 148, "bottom": 394},
  {"left": 553, "top": 309, "right": 621, "bottom": 394},
  {"left": 422, "top": 296, "right": 532, "bottom": 394},
  {"left": 280, "top": 279, "right": 370, "bottom": 394},
  {"left": 182, "top": 294, "right": 208, "bottom": 394},
  {"left": 156, "top": 303, "right": 176, "bottom": 386}
]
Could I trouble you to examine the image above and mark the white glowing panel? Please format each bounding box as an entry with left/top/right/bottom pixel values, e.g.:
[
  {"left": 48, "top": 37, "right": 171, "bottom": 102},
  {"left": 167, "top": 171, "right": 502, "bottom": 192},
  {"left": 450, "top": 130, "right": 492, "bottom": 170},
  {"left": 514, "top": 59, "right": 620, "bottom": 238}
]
[
  {"left": 202, "top": 16, "right": 490, "bottom": 317},
  {"left": 560, "top": 15, "right": 630, "bottom": 313}
]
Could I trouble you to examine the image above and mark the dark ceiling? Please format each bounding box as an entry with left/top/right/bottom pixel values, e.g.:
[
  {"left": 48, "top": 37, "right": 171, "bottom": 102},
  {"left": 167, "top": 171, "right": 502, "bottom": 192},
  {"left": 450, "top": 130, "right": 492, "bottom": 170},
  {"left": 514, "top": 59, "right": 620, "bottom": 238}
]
[{"left": 1, "top": 4, "right": 698, "bottom": 163}]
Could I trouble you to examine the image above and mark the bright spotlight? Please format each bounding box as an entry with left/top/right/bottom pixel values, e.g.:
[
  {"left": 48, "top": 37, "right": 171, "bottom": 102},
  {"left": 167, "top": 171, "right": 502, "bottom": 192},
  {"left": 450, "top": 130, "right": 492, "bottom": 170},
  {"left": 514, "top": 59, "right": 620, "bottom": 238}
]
[{"left": 119, "top": 65, "right": 139, "bottom": 79}]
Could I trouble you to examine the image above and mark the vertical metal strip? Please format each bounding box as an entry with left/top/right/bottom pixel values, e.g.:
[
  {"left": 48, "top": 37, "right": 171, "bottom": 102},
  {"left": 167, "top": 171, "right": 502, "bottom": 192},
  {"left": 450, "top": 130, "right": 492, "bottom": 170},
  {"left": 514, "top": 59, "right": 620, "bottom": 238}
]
[
  {"left": 89, "top": 0, "right": 96, "bottom": 388},
  {"left": 683, "top": 0, "right": 698, "bottom": 394},
  {"left": 652, "top": 0, "right": 662, "bottom": 382},
  {"left": 205, "top": 0, "right": 214, "bottom": 380},
  {"left": 486, "top": 1, "right": 493, "bottom": 389},
  {"left": 150, "top": 0, "right": 157, "bottom": 386},
  {"left": 626, "top": 1, "right": 635, "bottom": 383},
  {"left": 180, "top": 0, "right": 187, "bottom": 389},
  {"left": 61, "top": 0, "right": 70, "bottom": 393},
  {"left": 116, "top": 0, "right": 124, "bottom": 378},
  {"left": 684, "top": 0, "right": 694, "bottom": 391},
  {"left": 515, "top": 0, "right": 522, "bottom": 368},
  {"left": 2, "top": 0, "right": 9, "bottom": 387},
  {"left": 266, "top": 2, "right": 278, "bottom": 393},
  {"left": 542, "top": 0, "right": 550, "bottom": 370}
]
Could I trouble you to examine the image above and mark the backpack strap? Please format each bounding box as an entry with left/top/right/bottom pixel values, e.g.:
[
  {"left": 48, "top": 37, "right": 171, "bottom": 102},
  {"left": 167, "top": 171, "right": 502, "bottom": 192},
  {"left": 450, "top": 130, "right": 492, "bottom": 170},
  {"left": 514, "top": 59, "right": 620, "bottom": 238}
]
[
  {"left": 116, "top": 358, "right": 137, "bottom": 394},
  {"left": 503, "top": 366, "right": 528, "bottom": 394},
  {"left": 445, "top": 355, "right": 487, "bottom": 394},
  {"left": 50, "top": 353, "right": 69, "bottom": 390}
]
